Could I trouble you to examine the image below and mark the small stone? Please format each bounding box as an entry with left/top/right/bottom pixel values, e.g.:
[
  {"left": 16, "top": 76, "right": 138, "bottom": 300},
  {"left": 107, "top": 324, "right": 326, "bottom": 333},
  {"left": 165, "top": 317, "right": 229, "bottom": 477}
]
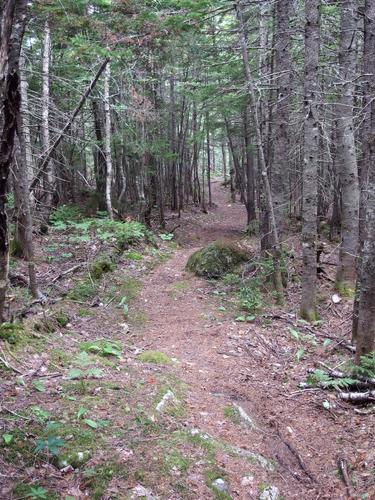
[
  {"left": 156, "top": 390, "right": 176, "bottom": 412},
  {"left": 131, "top": 484, "right": 156, "bottom": 499},
  {"left": 241, "top": 475, "right": 254, "bottom": 486},
  {"left": 259, "top": 486, "right": 280, "bottom": 500},
  {"left": 212, "top": 478, "right": 229, "bottom": 493}
]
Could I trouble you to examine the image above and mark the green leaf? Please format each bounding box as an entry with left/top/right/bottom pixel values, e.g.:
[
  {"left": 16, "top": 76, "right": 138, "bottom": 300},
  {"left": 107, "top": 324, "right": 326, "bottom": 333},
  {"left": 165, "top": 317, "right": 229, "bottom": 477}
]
[
  {"left": 32, "top": 380, "right": 46, "bottom": 392},
  {"left": 235, "top": 316, "right": 246, "bottom": 322},
  {"left": 68, "top": 368, "right": 84, "bottom": 380},
  {"left": 323, "top": 338, "right": 332, "bottom": 347},
  {"left": 289, "top": 328, "right": 300, "bottom": 341},
  {"left": 218, "top": 306, "right": 226, "bottom": 311},
  {"left": 28, "top": 486, "right": 48, "bottom": 499},
  {"left": 246, "top": 315, "right": 256, "bottom": 321},
  {"left": 2, "top": 433, "right": 13, "bottom": 445},
  {"left": 87, "top": 367, "right": 103, "bottom": 379},
  {"left": 47, "top": 436, "right": 65, "bottom": 455},
  {"left": 295, "top": 348, "right": 305, "bottom": 362},
  {"left": 77, "top": 407, "right": 88, "bottom": 419},
  {"left": 84, "top": 419, "right": 98, "bottom": 429}
]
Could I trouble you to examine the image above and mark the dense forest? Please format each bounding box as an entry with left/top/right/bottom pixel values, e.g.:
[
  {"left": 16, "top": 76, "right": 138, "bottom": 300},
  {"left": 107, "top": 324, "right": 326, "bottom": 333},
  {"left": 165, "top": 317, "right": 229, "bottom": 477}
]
[{"left": 0, "top": 1, "right": 374, "bottom": 499}]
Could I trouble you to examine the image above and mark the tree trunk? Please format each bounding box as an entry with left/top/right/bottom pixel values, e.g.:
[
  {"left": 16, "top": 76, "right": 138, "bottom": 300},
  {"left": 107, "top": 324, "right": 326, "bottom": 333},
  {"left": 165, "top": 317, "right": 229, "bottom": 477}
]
[
  {"left": 300, "top": 0, "right": 321, "bottom": 322},
  {"left": 272, "top": 0, "right": 291, "bottom": 236},
  {"left": 104, "top": 62, "right": 114, "bottom": 219},
  {"left": 41, "top": 19, "right": 53, "bottom": 214},
  {"left": 13, "top": 135, "right": 43, "bottom": 299},
  {"left": 243, "top": 106, "right": 256, "bottom": 225},
  {"left": 235, "top": 0, "right": 283, "bottom": 301},
  {"left": 206, "top": 112, "right": 212, "bottom": 207},
  {"left": 0, "top": 0, "right": 29, "bottom": 322},
  {"left": 353, "top": 0, "right": 375, "bottom": 357},
  {"left": 335, "top": 0, "right": 360, "bottom": 294}
]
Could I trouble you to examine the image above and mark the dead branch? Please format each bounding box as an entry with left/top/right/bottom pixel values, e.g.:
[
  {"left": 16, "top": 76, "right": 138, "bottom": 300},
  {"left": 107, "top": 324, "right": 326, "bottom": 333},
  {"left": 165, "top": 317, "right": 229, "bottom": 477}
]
[
  {"left": 30, "top": 57, "right": 111, "bottom": 191},
  {"left": 0, "top": 346, "right": 23, "bottom": 375},
  {"left": 338, "top": 457, "right": 354, "bottom": 497},
  {"left": 339, "top": 390, "right": 375, "bottom": 402},
  {"left": 51, "top": 264, "right": 82, "bottom": 284}
]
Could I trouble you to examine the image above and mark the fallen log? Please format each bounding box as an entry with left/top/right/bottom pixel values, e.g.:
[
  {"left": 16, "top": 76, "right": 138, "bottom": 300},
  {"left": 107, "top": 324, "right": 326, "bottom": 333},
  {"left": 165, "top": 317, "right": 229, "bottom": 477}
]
[{"left": 339, "top": 390, "right": 375, "bottom": 402}]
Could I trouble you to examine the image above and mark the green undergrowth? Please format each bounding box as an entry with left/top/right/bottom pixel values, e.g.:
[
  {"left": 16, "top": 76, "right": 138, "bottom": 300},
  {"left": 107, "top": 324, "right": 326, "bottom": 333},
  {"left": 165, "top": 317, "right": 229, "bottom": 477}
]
[
  {"left": 211, "top": 253, "right": 290, "bottom": 316},
  {"left": 49, "top": 205, "right": 155, "bottom": 252},
  {"left": 138, "top": 350, "right": 172, "bottom": 365}
]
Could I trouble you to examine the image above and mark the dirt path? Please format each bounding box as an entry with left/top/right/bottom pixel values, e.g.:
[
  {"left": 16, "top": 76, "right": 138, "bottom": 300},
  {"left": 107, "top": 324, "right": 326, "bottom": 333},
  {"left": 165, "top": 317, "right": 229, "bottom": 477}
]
[
  {"left": 134, "top": 181, "right": 322, "bottom": 499},
  {"left": 1, "top": 181, "right": 372, "bottom": 499}
]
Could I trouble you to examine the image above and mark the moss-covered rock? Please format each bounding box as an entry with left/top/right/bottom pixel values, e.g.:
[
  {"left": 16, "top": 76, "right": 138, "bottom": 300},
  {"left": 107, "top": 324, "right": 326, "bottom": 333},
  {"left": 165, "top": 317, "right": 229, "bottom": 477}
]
[{"left": 186, "top": 240, "right": 248, "bottom": 279}]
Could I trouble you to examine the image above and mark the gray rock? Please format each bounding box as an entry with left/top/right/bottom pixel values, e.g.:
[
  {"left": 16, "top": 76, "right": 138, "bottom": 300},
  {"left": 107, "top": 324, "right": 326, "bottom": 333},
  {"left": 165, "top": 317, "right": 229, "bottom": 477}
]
[
  {"left": 131, "top": 484, "right": 157, "bottom": 499},
  {"left": 259, "top": 486, "right": 280, "bottom": 500},
  {"left": 233, "top": 404, "right": 257, "bottom": 430},
  {"left": 212, "top": 478, "right": 230, "bottom": 494}
]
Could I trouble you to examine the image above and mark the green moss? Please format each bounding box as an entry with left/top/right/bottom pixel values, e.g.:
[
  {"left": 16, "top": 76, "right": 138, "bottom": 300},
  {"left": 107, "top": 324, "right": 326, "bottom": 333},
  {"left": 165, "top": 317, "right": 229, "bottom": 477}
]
[
  {"left": 55, "top": 311, "right": 69, "bottom": 328},
  {"left": 0, "top": 322, "right": 23, "bottom": 344},
  {"left": 84, "top": 462, "right": 128, "bottom": 500},
  {"left": 138, "top": 351, "right": 172, "bottom": 365},
  {"left": 186, "top": 240, "right": 248, "bottom": 279},
  {"left": 68, "top": 279, "right": 98, "bottom": 301},
  {"left": 119, "top": 276, "right": 141, "bottom": 302},
  {"left": 299, "top": 304, "right": 320, "bottom": 323},
  {"left": 335, "top": 281, "right": 355, "bottom": 298},
  {"left": 125, "top": 250, "right": 144, "bottom": 261},
  {"left": 223, "top": 406, "right": 240, "bottom": 424},
  {"left": 9, "top": 238, "right": 24, "bottom": 258},
  {"left": 90, "top": 255, "right": 115, "bottom": 280},
  {"left": 164, "top": 451, "right": 190, "bottom": 472},
  {"left": 77, "top": 307, "right": 93, "bottom": 317},
  {"left": 49, "top": 348, "right": 71, "bottom": 368}
]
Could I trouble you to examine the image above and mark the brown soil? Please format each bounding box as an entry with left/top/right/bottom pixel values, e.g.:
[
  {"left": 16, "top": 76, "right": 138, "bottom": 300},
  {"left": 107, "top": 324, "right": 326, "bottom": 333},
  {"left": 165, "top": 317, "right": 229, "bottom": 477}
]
[
  {"left": 136, "top": 180, "right": 374, "bottom": 499},
  {"left": 0, "top": 180, "right": 374, "bottom": 500}
]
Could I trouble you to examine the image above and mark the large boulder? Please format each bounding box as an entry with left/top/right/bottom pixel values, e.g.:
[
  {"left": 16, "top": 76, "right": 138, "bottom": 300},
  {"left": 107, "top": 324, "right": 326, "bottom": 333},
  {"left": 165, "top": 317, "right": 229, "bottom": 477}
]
[{"left": 186, "top": 240, "right": 248, "bottom": 279}]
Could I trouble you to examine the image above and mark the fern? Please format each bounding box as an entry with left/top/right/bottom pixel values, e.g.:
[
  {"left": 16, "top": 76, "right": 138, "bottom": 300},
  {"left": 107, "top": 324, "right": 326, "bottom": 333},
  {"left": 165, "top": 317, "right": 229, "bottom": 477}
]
[
  {"left": 307, "top": 369, "right": 357, "bottom": 390},
  {"left": 351, "top": 352, "right": 375, "bottom": 379}
]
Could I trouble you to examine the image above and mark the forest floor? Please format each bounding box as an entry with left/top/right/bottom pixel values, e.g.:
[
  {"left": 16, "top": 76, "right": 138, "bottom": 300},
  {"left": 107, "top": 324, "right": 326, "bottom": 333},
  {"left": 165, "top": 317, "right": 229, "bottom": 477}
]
[{"left": 0, "top": 180, "right": 374, "bottom": 500}]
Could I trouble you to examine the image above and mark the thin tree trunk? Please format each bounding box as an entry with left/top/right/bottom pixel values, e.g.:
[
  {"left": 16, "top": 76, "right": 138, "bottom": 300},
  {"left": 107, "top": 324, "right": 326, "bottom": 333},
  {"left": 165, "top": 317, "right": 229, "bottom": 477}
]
[
  {"left": 104, "top": 62, "right": 113, "bottom": 219},
  {"left": 335, "top": 0, "right": 360, "bottom": 293},
  {"left": 235, "top": 0, "right": 283, "bottom": 301},
  {"left": 13, "top": 136, "right": 43, "bottom": 299},
  {"left": 353, "top": 0, "right": 375, "bottom": 355},
  {"left": 243, "top": 106, "right": 256, "bottom": 225},
  {"left": 206, "top": 112, "right": 212, "bottom": 207},
  {"left": 300, "top": 0, "right": 321, "bottom": 322},
  {"left": 41, "top": 19, "right": 53, "bottom": 213}
]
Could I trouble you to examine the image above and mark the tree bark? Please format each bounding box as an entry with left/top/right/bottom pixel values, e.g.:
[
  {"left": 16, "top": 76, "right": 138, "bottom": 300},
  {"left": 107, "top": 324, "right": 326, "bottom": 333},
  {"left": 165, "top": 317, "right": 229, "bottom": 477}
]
[
  {"left": 272, "top": 0, "right": 291, "bottom": 236},
  {"left": 104, "top": 61, "right": 114, "bottom": 219},
  {"left": 41, "top": 19, "right": 53, "bottom": 214},
  {"left": 300, "top": 0, "right": 321, "bottom": 322},
  {"left": 0, "top": 0, "right": 29, "bottom": 322},
  {"left": 353, "top": 0, "right": 375, "bottom": 359},
  {"left": 235, "top": 0, "right": 283, "bottom": 300},
  {"left": 335, "top": 0, "right": 360, "bottom": 293}
]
